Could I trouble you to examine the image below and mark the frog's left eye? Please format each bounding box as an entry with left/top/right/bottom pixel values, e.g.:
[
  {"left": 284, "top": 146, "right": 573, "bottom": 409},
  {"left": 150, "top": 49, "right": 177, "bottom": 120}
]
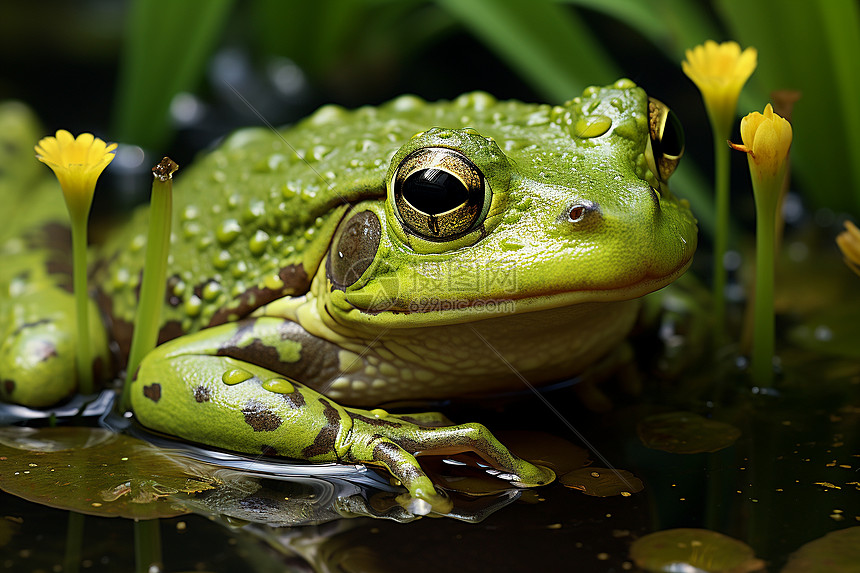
[
  {"left": 648, "top": 98, "right": 685, "bottom": 181},
  {"left": 392, "top": 147, "right": 485, "bottom": 241}
]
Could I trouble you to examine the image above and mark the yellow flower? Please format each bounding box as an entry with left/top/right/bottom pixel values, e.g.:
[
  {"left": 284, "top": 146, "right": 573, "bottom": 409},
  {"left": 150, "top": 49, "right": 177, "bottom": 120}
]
[
  {"left": 35, "top": 130, "right": 117, "bottom": 217},
  {"left": 730, "top": 104, "right": 793, "bottom": 184},
  {"left": 837, "top": 220, "right": 860, "bottom": 277},
  {"left": 682, "top": 40, "right": 757, "bottom": 134}
]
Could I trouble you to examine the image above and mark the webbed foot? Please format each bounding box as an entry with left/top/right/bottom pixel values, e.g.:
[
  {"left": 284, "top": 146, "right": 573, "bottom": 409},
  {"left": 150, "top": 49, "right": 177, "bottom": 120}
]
[{"left": 130, "top": 326, "right": 554, "bottom": 514}]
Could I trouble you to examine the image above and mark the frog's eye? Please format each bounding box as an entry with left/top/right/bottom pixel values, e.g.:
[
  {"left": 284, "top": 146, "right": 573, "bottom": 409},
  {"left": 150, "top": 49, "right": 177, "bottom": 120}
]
[
  {"left": 648, "top": 98, "right": 685, "bottom": 181},
  {"left": 392, "top": 147, "right": 485, "bottom": 241},
  {"left": 328, "top": 210, "right": 382, "bottom": 290}
]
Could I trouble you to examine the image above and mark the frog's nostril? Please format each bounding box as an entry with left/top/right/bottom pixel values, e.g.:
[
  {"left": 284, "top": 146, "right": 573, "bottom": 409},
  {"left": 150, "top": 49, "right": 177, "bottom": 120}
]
[
  {"left": 569, "top": 204, "right": 587, "bottom": 222},
  {"left": 564, "top": 200, "right": 600, "bottom": 226}
]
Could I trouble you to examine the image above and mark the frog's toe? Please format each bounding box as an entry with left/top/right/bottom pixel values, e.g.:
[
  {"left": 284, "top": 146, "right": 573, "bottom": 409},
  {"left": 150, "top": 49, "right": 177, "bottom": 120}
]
[
  {"left": 363, "top": 435, "right": 453, "bottom": 514},
  {"left": 510, "top": 464, "right": 556, "bottom": 488}
]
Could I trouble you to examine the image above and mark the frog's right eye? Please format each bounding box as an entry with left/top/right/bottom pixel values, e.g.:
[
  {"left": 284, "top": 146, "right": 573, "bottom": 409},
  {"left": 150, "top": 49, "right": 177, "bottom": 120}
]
[
  {"left": 648, "top": 98, "right": 685, "bottom": 181},
  {"left": 392, "top": 147, "right": 485, "bottom": 241}
]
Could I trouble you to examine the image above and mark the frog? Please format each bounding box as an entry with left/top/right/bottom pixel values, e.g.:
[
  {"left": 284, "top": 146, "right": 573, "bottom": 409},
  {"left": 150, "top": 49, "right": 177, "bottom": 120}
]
[{"left": 0, "top": 79, "right": 696, "bottom": 513}]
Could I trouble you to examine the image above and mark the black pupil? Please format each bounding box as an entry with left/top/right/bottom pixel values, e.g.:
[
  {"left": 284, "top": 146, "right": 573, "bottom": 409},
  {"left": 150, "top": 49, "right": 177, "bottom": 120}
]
[
  {"left": 402, "top": 168, "right": 469, "bottom": 215},
  {"left": 659, "top": 110, "right": 685, "bottom": 157}
]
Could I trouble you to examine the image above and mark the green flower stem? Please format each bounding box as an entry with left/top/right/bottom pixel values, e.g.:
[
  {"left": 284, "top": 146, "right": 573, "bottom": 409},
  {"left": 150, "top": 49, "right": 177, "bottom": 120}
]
[
  {"left": 70, "top": 215, "right": 93, "bottom": 395},
  {"left": 134, "top": 519, "right": 162, "bottom": 573},
  {"left": 121, "top": 158, "right": 177, "bottom": 410},
  {"left": 63, "top": 511, "right": 85, "bottom": 573},
  {"left": 750, "top": 178, "right": 779, "bottom": 387},
  {"left": 712, "top": 129, "right": 730, "bottom": 342}
]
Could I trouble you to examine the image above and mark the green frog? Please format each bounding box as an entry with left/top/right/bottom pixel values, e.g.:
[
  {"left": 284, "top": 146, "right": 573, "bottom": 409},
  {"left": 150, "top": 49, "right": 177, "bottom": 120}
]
[{"left": 0, "top": 79, "right": 696, "bottom": 513}]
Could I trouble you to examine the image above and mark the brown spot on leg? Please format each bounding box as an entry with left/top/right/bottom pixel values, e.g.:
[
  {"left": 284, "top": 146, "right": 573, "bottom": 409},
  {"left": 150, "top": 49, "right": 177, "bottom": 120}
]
[
  {"left": 2, "top": 380, "right": 15, "bottom": 397},
  {"left": 241, "top": 400, "right": 283, "bottom": 432},
  {"left": 193, "top": 386, "right": 211, "bottom": 402},
  {"left": 302, "top": 398, "right": 342, "bottom": 459},
  {"left": 260, "top": 445, "right": 278, "bottom": 456},
  {"left": 213, "top": 320, "right": 342, "bottom": 387},
  {"left": 281, "top": 390, "right": 305, "bottom": 409},
  {"left": 217, "top": 338, "right": 289, "bottom": 373},
  {"left": 143, "top": 383, "right": 162, "bottom": 402}
]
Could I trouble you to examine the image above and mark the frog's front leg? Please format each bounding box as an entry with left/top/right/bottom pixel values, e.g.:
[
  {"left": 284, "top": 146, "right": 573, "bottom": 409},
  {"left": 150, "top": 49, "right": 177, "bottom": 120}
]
[{"left": 130, "top": 319, "right": 553, "bottom": 513}]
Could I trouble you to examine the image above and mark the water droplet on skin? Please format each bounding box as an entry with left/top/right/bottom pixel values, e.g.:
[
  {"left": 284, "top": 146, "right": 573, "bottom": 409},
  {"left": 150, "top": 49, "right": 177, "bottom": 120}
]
[
  {"left": 262, "top": 378, "right": 295, "bottom": 394},
  {"left": 216, "top": 220, "right": 241, "bottom": 245},
  {"left": 249, "top": 230, "right": 269, "bottom": 256},
  {"left": 184, "top": 295, "right": 202, "bottom": 317},
  {"left": 202, "top": 282, "right": 221, "bottom": 301},
  {"left": 212, "top": 250, "right": 231, "bottom": 270}
]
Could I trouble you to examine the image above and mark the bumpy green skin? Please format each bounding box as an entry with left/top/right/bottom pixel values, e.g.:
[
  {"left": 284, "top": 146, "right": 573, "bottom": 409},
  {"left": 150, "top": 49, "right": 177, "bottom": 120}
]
[{"left": 1, "top": 81, "right": 697, "bottom": 509}]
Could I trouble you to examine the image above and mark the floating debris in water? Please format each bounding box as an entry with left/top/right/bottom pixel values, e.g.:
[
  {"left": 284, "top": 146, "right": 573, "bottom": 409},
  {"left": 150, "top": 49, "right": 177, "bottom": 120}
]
[{"left": 558, "top": 467, "right": 644, "bottom": 497}]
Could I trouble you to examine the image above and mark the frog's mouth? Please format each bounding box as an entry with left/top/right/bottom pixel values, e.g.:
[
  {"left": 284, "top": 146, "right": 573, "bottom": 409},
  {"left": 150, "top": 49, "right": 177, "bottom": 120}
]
[{"left": 336, "top": 252, "right": 694, "bottom": 328}]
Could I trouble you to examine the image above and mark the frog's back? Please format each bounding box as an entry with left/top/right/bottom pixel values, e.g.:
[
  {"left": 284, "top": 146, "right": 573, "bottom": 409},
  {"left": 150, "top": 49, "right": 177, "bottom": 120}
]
[{"left": 97, "top": 92, "right": 552, "bottom": 345}]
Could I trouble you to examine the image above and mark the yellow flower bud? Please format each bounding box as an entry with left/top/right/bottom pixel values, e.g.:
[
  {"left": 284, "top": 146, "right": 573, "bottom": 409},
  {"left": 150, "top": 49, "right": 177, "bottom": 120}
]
[
  {"left": 836, "top": 220, "right": 860, "bottom": 277},
  {"left": 730, "top": 104, "right": 793, "bottom": 185},
  {"left": 35, "top": 130, "right": 117, "bottom": 217}
]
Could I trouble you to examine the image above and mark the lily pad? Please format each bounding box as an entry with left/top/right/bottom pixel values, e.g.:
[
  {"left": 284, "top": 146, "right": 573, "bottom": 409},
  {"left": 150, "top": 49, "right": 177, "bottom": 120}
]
[
  {"left": 630, "top": 528, "right": 765, "bottom": 573},
  {"left": 782, "top": 527, "right": 860, "bottom": 572},
  {"left": 558, "top": 467, "right": 644, "bottom": 497},
  {"left": 0, "top": 427, "right": 218, "bottom": 519},
  {"left": 637, "top": 412, "right": 741, "bottom": 454}
]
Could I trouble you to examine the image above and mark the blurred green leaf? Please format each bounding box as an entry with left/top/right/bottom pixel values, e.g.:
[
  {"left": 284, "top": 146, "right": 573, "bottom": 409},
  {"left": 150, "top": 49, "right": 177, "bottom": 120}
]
[
  {"left": 113, "top": 0, "right": 234, "bottom": 150},
  {"left": 435, "top": 0, "right": 619, "bottom": 102},
  {"left": 251, "top": 0, "right": 370, "bottom": 74},
  {"left": 251, "top": 0, "right": 452, "bottom": 100},
  {"left": 558, "top": 0, "right": 664, "bottom": 42},
  {"left": 652, "top": 0, "right": 724, "bottom": 56}
]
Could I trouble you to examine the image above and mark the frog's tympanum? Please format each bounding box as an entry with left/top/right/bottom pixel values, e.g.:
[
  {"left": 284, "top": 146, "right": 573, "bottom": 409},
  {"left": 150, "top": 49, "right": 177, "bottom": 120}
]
[{"left": 0, "top": 80, "right": 696, "bottom": 512}]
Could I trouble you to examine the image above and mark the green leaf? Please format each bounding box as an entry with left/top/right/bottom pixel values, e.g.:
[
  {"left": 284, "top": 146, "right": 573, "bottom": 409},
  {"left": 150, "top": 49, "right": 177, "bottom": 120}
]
[
  {"left": 435, "top": 0, "right": 620, "bottom": 103},
  {"left": 112, "top": 0, "right": 234, "bottom": 150}
]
